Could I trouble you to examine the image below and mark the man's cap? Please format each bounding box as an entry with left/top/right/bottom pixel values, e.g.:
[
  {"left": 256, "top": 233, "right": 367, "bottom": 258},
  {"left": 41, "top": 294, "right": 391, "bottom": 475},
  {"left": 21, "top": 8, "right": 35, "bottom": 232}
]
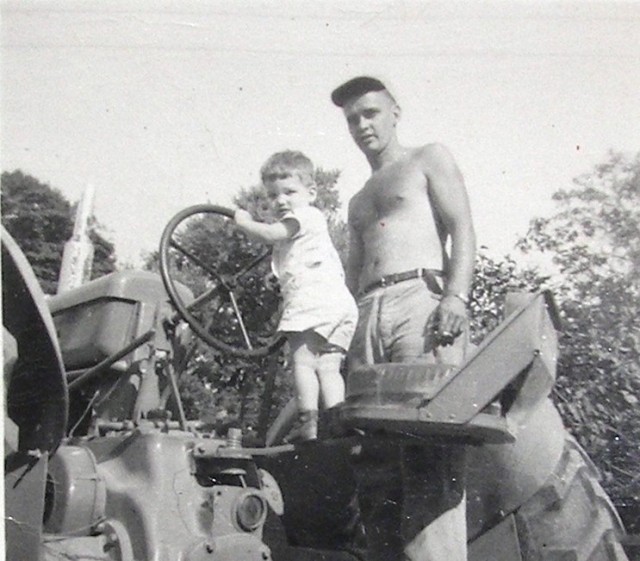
[{"left": 331, "top": 76, "right": 388, "bottom": 107}]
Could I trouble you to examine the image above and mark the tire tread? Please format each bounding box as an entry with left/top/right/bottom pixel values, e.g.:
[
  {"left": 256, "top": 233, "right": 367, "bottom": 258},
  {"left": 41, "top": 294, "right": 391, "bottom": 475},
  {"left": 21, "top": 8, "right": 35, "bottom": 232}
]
[{"left": 515, "top": 437, "right": 628, "bottom": 561}]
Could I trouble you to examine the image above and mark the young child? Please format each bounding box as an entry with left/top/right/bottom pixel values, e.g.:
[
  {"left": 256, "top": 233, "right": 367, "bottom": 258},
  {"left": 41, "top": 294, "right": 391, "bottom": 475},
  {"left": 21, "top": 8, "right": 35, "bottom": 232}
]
[{"left": 234, "top": 150, "right": 357, "bottom": 441}]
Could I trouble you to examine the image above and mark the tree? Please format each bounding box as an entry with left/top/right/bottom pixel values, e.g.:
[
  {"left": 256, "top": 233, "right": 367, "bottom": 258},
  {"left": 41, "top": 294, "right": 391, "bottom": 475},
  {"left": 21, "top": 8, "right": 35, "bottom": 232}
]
[
  {"left": 90, "top": 227, "right": 118, "bottom": 279},
  {"left": 1, "top": 170, "right": 117, "bottom": 293},
  {"left": 519, "top": 151, "right": 640, "bottom": 524},
  {"left": 468, "top": 248, "right": 547, "bottom": 344}
]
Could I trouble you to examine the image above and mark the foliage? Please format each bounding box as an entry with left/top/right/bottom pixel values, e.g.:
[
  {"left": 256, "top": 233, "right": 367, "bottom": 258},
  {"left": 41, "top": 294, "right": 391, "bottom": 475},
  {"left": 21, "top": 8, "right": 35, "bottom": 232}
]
[
  {"left": 1, "top": 170, "right": 116, "bottom": 293},
  {"left": 519, "top": 151, "right": 640, "bottom": 517},
  {"left": 520, "top": 152, "right": 640, "bottom": 281},
  {"left": 90, "top": 229, "right": 118, "bottom": 279},
  {"left": 468, "top": 249, "right": 548, "bottom": 344}
]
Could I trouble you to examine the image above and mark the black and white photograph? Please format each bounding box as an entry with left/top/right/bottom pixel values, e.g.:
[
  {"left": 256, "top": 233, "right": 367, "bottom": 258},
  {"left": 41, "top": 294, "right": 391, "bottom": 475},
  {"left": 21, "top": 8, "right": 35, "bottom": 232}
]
[{"left": 2, "top": 2, "right": 639, "bottom": 560}]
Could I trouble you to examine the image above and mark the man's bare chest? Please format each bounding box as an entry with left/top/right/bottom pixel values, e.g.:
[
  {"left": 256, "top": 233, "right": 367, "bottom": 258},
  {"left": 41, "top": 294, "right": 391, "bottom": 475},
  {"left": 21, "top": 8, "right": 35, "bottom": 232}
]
[{"left": 352, "top": 168, "right": 428, "bottom": 229}]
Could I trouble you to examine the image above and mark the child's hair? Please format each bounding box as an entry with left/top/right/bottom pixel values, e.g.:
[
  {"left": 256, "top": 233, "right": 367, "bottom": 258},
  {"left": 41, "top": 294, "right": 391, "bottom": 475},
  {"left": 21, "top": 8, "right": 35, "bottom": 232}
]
[{"left": 260, "top": 150, "right": 315, "bottom": 187}]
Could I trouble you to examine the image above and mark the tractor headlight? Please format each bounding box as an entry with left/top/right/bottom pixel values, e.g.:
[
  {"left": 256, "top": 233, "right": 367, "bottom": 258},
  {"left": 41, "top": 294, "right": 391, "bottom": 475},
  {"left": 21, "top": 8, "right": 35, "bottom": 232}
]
[
  {"left": 233, "top": 491, "right": 267, "bottom": 532},
  {"left": 43, "top": 445, "right": 106, "bottom": 536}
]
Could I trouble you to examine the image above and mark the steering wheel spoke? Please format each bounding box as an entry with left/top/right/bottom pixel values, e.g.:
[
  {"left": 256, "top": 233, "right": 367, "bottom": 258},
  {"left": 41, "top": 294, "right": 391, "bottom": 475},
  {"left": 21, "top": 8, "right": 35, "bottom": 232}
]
[
  {"left": 169, "top": 237, "right": 229, "bottom": 289},
  {"left": 227, "top": 290, "right": 254, "bottom": 350},
  {"left": 185, "top": 282, "right": 224, "bottom": 313},
  {"left": 234, "top": 250, "right": 272, "bottom": 281},
  {"left": 159, "top": 204, "right": 284, "bottom": 358}
]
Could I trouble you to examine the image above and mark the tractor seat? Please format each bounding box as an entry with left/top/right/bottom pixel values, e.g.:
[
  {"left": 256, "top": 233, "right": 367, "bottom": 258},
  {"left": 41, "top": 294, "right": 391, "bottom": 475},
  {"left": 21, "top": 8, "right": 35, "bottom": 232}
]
[{"left": 338, "top": 291, "right": 560, "bottom": 445}]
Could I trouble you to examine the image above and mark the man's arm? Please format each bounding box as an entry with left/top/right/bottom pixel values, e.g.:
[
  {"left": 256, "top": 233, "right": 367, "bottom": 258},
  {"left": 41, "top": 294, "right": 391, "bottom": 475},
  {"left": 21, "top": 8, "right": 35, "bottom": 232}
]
[
  {"left": 346, "top": 200, "right": 365, "bottom": 297},
  {"left": 421, "top": 143, "right": 476, "bottom": 339}
]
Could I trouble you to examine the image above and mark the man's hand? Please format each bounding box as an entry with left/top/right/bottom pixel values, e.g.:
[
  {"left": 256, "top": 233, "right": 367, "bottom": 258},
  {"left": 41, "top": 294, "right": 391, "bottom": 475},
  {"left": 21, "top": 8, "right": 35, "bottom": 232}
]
[{"left": 430, "top": 294, "right": 468, "bottom": 346}]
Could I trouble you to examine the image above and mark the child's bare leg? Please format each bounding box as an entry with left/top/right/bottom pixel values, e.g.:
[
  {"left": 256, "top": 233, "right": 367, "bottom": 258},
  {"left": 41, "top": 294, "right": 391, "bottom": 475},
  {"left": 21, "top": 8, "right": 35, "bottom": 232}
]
[
  {"left": 317, "top": 352, "right": 345, "bottom": 408},
  {"left": 288, "top": 332, "right": 320, "bottom": 412},
  {"left": 287, "top": 331, "right": 320, "bottom": 441}
]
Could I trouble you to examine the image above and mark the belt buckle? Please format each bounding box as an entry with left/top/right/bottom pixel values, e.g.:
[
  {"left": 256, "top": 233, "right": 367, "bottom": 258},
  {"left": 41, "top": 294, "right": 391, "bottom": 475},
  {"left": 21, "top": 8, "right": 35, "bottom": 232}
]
[{"left": 379, "top": 276, "right": 388, "bottom": 287}]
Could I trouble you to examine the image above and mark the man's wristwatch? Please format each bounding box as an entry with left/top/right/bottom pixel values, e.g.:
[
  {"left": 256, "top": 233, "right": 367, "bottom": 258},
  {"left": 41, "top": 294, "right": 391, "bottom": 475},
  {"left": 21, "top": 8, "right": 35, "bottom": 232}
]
[{"left": 444, "top": 292, "right": 469, "bottom": 305}]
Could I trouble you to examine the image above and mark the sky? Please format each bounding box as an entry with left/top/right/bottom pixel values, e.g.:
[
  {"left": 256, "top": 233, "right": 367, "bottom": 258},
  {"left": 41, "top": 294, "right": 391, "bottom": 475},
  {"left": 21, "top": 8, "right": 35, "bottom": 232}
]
[{"left": 2, "top": 0, "right": 639, "bottom": 269}]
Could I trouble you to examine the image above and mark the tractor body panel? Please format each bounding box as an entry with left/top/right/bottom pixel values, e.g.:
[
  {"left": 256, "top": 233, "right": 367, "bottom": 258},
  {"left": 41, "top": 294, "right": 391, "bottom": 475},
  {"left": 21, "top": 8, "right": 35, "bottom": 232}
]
[
  {"left": 49, "top": 270, "right": 192, "bottom": 371},
  {"left": 42, "top": 430, "right": 273, "bottom": 561}
]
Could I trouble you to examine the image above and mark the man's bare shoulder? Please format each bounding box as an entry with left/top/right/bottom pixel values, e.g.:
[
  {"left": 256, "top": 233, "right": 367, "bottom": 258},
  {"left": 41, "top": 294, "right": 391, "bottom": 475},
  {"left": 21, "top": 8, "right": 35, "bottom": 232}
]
[
  {"left": 348, "top": 181, "right": 372, "bottom": 206},
  {"left": 413, "top": 143, "right": 460, "bottom": 178},
  {"left": 347, "top": 186, "right": 366, "bottom": 217},
  {"left": 414, "top": 143, "right": 454, "bottom": 164}
]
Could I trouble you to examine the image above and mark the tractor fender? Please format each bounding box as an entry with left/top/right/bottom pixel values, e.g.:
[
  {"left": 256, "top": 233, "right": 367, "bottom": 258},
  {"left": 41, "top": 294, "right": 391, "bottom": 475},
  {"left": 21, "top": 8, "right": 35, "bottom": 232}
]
[
  {"left": 3, "top": 227, "right": 69, "bottom": 561},
  {"left": 466, "top": 397, "right": 565, "bottom": 539},
  {"left": 2, "top": 226, "right": 68, "bottom": 456}
]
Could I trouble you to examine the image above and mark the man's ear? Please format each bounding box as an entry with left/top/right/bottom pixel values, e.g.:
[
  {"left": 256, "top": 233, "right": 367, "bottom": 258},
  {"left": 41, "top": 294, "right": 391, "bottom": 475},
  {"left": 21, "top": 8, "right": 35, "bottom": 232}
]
[
  {"left": 308, "top": 184, "right": 318, "bottom": 200},
  {"left": 392, "top": 103, "right": 402, "bottom": 125}
]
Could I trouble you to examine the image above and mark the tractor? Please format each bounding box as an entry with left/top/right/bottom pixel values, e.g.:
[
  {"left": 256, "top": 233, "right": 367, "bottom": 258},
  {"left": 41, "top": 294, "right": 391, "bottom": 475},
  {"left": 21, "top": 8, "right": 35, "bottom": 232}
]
[{"left": 2, "top": 205, "right": 632, "bottom": 560}]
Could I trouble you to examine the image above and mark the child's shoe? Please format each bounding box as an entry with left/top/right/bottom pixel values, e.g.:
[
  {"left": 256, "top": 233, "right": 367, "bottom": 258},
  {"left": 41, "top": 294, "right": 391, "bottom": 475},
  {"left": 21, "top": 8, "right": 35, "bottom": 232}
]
[
  {"left": 318, "top": 406, "right": 346, "bottom": 439},
  {"left": 285, "top": 410, "right": 318, "bottom": 443}
]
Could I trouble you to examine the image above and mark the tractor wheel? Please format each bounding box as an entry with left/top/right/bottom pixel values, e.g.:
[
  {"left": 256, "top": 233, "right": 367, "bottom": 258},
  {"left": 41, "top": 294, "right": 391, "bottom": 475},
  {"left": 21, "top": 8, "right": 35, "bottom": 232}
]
[{"left": 515, "top": 436, "right": 629, "bottom": 561}]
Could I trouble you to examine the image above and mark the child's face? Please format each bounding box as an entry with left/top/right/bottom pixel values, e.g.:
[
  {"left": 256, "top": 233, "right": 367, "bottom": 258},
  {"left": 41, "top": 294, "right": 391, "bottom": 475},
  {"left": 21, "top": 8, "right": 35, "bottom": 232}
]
[{"left": 265, "top": 175, "right": 315, "bottom": 217}]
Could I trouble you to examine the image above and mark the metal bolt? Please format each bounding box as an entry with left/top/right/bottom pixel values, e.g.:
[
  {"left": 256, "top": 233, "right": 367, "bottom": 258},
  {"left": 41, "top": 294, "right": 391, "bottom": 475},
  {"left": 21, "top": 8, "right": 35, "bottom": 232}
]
[{"left": 227, "top": 427, "right": 242, "bottom": 448}]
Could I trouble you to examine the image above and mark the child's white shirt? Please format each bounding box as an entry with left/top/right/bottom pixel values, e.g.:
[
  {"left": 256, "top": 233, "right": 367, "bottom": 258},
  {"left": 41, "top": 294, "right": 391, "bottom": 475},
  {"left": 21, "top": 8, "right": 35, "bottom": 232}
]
[{"left": 271, "top": 206, "right": 357, "bottom": 351}]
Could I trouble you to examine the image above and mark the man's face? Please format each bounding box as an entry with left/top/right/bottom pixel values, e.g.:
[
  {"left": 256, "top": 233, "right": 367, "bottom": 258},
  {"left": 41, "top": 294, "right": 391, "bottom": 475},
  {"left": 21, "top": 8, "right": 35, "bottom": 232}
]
[
  {"left": 342, "top": 91, "right": 400, "bottom": 155},
  {"left": 265, "top": 175, "right": 314, "bottom": 217}
]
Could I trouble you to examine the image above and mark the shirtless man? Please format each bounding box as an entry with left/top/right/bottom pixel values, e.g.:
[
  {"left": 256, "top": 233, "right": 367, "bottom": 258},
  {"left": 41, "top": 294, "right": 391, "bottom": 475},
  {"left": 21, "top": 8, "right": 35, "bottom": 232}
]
[{"left": 331, "top": 76, "right": 476, "bottom": 560}]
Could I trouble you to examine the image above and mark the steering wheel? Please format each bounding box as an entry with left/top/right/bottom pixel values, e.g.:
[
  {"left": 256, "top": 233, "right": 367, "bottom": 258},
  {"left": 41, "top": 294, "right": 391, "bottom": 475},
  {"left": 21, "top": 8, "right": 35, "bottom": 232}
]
[{"left": 159, "top": 204, "right": 284, "bottom": 358}]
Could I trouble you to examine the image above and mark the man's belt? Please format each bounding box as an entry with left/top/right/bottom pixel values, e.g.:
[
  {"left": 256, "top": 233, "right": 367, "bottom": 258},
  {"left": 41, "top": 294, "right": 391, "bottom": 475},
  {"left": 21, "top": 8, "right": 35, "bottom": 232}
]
[{"left": 361, "top": 268, "right": 444, "bottom": 296}]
